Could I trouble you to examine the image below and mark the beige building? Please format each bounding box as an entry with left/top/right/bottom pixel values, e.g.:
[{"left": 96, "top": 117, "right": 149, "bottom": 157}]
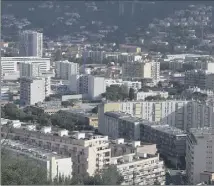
[
  {"left": 110, "top": 139, "right": 165, "bottom": 185},
  {"left": 98, "top": 100, "right": 190, "bottom": 133},
  {"left": 1, "top": 126, "right": 111, "bottom": 177}
]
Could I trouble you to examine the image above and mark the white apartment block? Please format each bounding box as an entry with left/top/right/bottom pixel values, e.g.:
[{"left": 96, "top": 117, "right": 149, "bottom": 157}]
[
  {"left": 55, "top": 60, "right": 79, "bottom": 80},
  {"left": 1, "top": 126, "right": 111, "bottom": 177},
  {"left": 19, "top": 30, "right": 43, "bottom": 57},
  {"left": 136, "top": 90, "right": 168, "bottom": 100},
  {"left": 1, "top": 57, "right": 50, "bottom": 78},
  {"left": 70, "top": 74, "right": 106, "bottom": 100},
  {"left": 88, "top": 76, "right": 106, "bottom": 100},
  {"left": 186, "top": 128, "right": 214, "bottom": 184},
  {"left": 3, "top": 139, "right": 73, "bottom": 181},
  {"left": 20, "top": 77, "right": 46, "bottom": 106},
  {"left": 20, "top": 62, "right": 52, "bottom": 97}
]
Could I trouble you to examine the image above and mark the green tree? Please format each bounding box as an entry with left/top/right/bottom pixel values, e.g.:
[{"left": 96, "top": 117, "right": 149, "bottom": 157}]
[
  {"left": 84, "top": 165, "right": 124, "bottom": 185},
  {"left": 1, "top": 152, "right": 49, "bottom": 185}
]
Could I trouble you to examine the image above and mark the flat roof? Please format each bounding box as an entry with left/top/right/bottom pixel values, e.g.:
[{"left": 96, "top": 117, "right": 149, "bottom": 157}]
[{"left": 3, "top": 139, "right": 68, "bottom": 160}]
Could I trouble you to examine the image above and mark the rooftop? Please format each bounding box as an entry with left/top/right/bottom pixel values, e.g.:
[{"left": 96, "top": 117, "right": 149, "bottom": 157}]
[
  {"left": 2, "top": 139, "right": 67, "bottom": 160},
  {"left": 150, "top": 125, "right": 187, "bottom": 137},
  {"left": 189, "top": 127, "right": 214, "bottom": 138}
]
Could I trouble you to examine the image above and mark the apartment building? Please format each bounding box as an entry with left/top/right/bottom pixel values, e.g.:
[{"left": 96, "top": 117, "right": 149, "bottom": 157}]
[
  {"left": 110, "top": 139, "right": 165, "bottom": 185},
  {"left": 1, "top": 57, "right": 51, "bottom": 79},
  {"left": 99, "top": 100, "right": 214, "bottom": 133},
  {"left": 3, "top": 139, "right": 72, "bottom": 181},
  {"left": 20, "top": 62, "right": 41, "bottom": 77},
  {"left": 70, "top": 74, "right": 106, "bottom": 100},
  {"left": 186, "top": 127, "right": 214, "bottom": 185},
  {"left": 104, "top": 112, "right": 146, "bottom": 140},
  {"left": 55, "top": 60, "right": 79, "bottom": 80},
  {"left": 19, "top": 62, "right": 52, "bottom": 97},
  {"left": 19, "top": 30, "right": 43, "bottom": 57},
  {"left": 136, "top": 90, "right": 169, "bottom": 100},
  {"left": 186, "top": 101, "right": 214, "bottom": 129},
  {"left": 20, "top": 77, "right": 46, "bottom": 106},
  {"left": 140, "top": 124, "right": 187, "bottom": 168},
  {"left": 184, "top": 70, "right": 214, "bottom": 90},
  {"left": 1, "top": 126, "right": 111, "bottom": 177},
  {"left": 98, "top": 100, "right": 190, "bottom": 133}
]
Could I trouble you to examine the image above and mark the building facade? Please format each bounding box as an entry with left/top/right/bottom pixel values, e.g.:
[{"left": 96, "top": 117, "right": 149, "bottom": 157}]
[
  {"left": 70, "top": 75, "right": 106, "bottom": 100},
  {"left": 1, "top": 127, "right": 111, "bottom": 177},
  {"left": 55, "top": 60, "right": 79, "bottom": 80},
  {"left": 140, "top": 123, "right": 187, "bottom": 168},
  {"left": 186, "top": 128, "right": 214, "bottom": 184},
  {"left": 19, "top": 30, "right": 43, "bottom": 57},
  {"left": 20, "top": 77, "right": 46, "bottom": 106}
]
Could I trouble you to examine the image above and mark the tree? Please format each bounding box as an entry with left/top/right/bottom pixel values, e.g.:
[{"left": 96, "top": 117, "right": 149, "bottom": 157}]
[
  {"left": 61, "top": 100, "right": 74, "bottom": 108},
  {"left": 1, "top": 152, "right": 49, "bottom": 185},
  {"left": 129, "top": 88, "right": 135, "bottom": 100},
  {"left": 182, "top": 63, "right": 195, "bottom": 71},
  {"left": 160, "top": 62, "right": 169, "bottom": 71},
  {"left": 84, "top": 165, "right": 124, "bottom": 185},
  {"left": 154, "top": 179, "right": 161, "bottom": 185},
  {"left": 54, "top": 49, "right": 63, "bottom": 61},
  {"left": 105, "top": 85, "right": 129, "bottom": 101},
  {"left": 91, "top": 106, "right": 98, "bottom": 114}
]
